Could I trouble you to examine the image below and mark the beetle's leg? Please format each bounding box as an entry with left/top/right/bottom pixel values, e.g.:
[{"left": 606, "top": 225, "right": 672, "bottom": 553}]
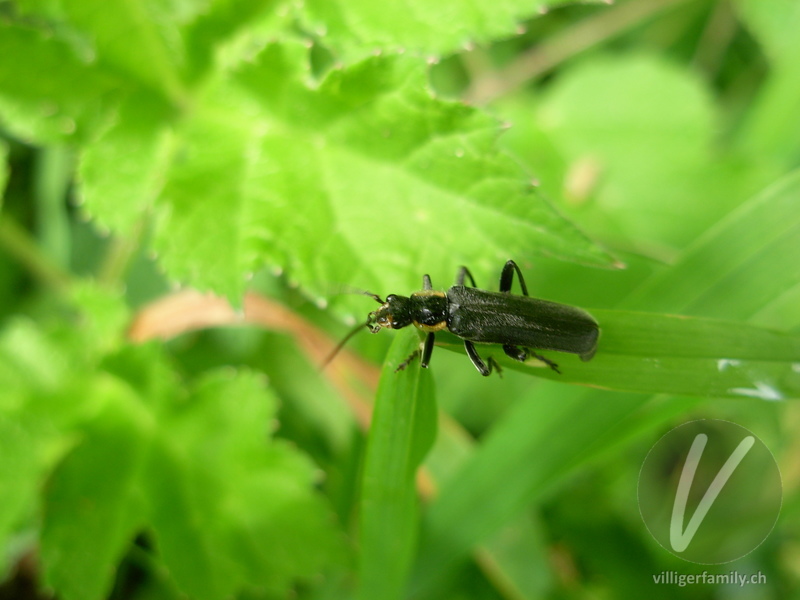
[
  {"left": 504, "top": 344, "right": 561, "bottom": 373},
  {"left": 499, "top": 260, "right": 529, "bottom": 296},
  {"left": 529, "top": 350, "right": 561, "bottom": 374},
  {"left": 455, "top": 266, "right": 478, "bottom": 287},
  {"left": 503, "top": 344, "right": 527, "bottom": 362},
  {"left": 464, "top": 340, "right": 489, "bottom": 375},
  {"left": 464, "top": 340, "right": 502, "bottom": 377},
  {"left": 423, "top": 274, "right": 433, "bottom": 290},
  {"left": 395, "top": 349, "right": 420, "bottom": 372},
  {"left": 488, "top": 356, "right": 502, "bottom": 376},
  {"left": 420, "top": 332, "right": 435, "bottom": 368},
  {"left": 395, "top": 333, "right": 436, "bottom": 372}
]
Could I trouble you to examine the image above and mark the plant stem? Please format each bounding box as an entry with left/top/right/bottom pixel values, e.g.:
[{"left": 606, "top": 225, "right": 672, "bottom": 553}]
[
  {"left": 464, "top": 0, "right": 694, "bottom": 104},
  {"left": 0, "top": 214, "right": 71, "bottom": 291},
  {"left": 98, "top": 216, "right": 147, "bottom": 287},
  {"left": 34, "top": 145, "right": 73, "bottom": 268}
]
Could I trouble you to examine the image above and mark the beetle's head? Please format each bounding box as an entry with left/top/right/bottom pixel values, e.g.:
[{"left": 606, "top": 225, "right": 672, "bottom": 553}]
[
  {"left": 321, "top": 290, "right": 412, "bottom": 371},
  {"left": 368, "top": 294, "right": 412, "bottom": 332}
]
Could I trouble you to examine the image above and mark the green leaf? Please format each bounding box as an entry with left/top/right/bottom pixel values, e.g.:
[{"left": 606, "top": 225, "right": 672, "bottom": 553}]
[
  {"left": 734, "top": 0, "right": 800, "bottom": 65},
  {"left": 0, "top": 413, "right": 49, "bottom": 573},
  {"left": 67, "top": 280, "right": 132, "bottom": 356},
  {"left": 153, "top": 42, "right": 612, "bottom": 300},
  {"left": 258, "top": 331, "right": 356, "bottom": 452},
  {"left": 182, "top": 0, "right": 283, "bottom": 80},
  {"left": 40, "top": 376, "right": 150, "bottom": 600},
  {"left": 151, "top": 87, "right": 261, "bottom": 298},
  {"left": 77, "top": 91, "right": 174, "bottom": 236},
  {"left": 0, "top": 318, "right": 70, "bottom": 396},
  {"left": 54, "top": 0, "right": 187, "bottom": 104},
  {"left": 303, "top": 0, "right": 591, "bottom": 60},
  {"left": 145, "top": 436, "right": 232, "bottom": 600},
  {"left": 0, "top": 22, "right": 123, "bottom": 142},
  {"left": 733, "top": 0, "right": 800, "bottom": 164},
  {"left": 536, "top": 54, "right": 764, "bottom": 250},
  {"left": 357, "top": 327, "right": 436, "bottom": 600},
  {"left": 146, "top": 369, "right": 343, "bottom": 600},
  {"left": 99, "top": 343, "right": 180, "bottom": 412}
]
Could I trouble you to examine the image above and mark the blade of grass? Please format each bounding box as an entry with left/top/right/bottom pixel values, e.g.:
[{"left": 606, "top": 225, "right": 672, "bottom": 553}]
[
  {"left": 0, "top": 140, "right": 7, "bottom": 203},
  {"left": 356, "top": 328, "right": 436, "bottom": 600},
  {"left": 621, "top": 169, "right": 800, "bottom": 320},
  {"left": 439, "top": 310, "right": 800, "bottom": 399},
  {"left": 411, "top": 382, "right": 648, "bottom": 599}
]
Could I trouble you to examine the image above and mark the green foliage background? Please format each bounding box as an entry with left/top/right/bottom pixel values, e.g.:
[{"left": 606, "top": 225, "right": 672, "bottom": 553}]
[{"left": 1, "top": 0, "right": 799, "bottom": 599}]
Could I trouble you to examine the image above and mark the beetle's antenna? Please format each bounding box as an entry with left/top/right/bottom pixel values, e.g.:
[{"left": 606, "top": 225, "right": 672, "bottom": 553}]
[
  {"left": 361, "top": 291, "right": 384, "bottom": 304},
  {"left": 320, "top": 291, "right": 385, "bottom": 370},
  {"left": 321, "top": 314, "right": 375, "bottom": 370},
  {"left": 326, "top": 284, "right": 384, "bottom": 304}
]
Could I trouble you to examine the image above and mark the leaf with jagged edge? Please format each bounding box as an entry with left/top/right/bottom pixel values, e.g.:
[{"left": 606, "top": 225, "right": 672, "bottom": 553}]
[
  {"left": 40, "top": 377, "right": 150, "bottom": 600},
  {"left": 145, "top": 370, "right": 344, "bottom": 599},
  {"left": 0, "top": 23, "right": 124, "bottom": 143},
  {"left": 77, "top": 91, "right": 174, "bottom": 237},
  {"left": 302, "top": 0, "right": 598, "bottom": 60},
  {"left": 152, "top": 41, "right": 613, "bottom": 303}
]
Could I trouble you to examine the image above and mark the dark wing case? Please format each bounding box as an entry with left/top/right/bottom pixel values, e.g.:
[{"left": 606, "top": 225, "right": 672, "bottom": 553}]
[{"left": 446, "top": 287, "right": 599, "bottom": 360}]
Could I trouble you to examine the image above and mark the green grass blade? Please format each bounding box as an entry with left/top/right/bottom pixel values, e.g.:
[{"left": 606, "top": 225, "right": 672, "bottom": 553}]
[
  {"left": 410, "top": 383, "right": 642, "bottom": 598},
  {"left": 0, "top": 140, "right": 7, "bottom": 205},
  {"left": 356, "top": 328, "right": 436, "bottom": 600},
  {"left": 621, "top": 169, "right": 800, "bottom": 319},
  {"left": 481, "top": 310, "right": 800, "bottom": 399}
]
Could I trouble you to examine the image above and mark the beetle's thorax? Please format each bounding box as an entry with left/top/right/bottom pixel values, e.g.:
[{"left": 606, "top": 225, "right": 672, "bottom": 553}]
[{"left": 409, "top": 290, "right": 448, "bottom": 333}]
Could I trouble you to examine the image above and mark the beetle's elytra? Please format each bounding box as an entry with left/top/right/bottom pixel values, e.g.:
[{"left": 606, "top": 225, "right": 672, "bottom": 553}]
[{"left": 330, "top": 260, "right": 599, "bottom": 376}]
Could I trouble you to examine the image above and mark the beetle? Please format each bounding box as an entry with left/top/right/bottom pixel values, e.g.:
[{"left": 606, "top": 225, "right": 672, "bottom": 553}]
[{"left": 328, "top": 260, "right": 599, "bottom": 376}]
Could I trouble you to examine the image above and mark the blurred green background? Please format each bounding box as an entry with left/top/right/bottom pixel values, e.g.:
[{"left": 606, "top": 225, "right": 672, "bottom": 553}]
[{"left": 1, "top": 0, "right": 799, "bottom": 599}]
